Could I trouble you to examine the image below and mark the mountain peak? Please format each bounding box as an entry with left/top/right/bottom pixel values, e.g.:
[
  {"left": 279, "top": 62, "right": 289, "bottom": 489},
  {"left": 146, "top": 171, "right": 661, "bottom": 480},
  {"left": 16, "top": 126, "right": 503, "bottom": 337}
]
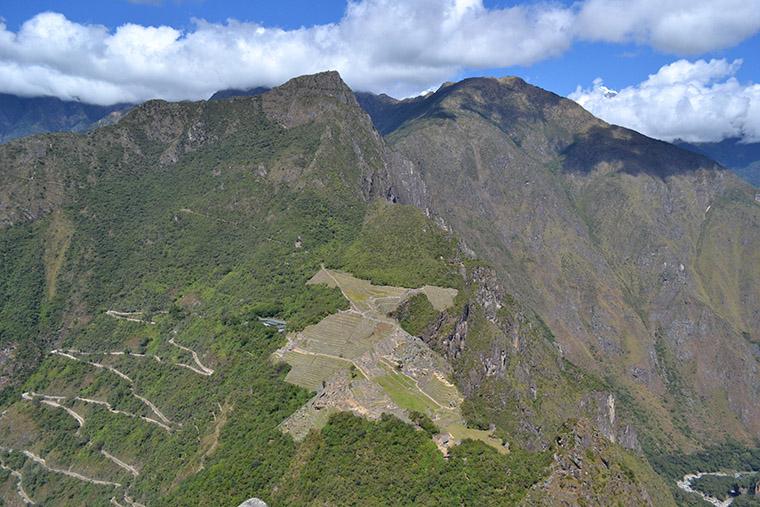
[
  {"left": 495, "top": 75, "right": 526, "bottom": 86},
  {"left": 261, "top": 70, "right": 361, "bottom": 128},
  {"left": 273, "top": 70, "right": 354, "bottom": 101}
]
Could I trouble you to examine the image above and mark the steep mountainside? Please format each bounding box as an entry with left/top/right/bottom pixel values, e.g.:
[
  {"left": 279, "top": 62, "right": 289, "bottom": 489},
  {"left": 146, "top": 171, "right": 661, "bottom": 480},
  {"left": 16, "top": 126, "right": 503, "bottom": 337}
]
[
  {"left": 0, "top": 71, "right": 672, "bottom": 506},
  {"left": 0, "top": 93, "right": 131, "bottom": 144},
  {"left": 676, "top": 138, "right": 760, "bottom": 187},
  {"left": 363, "top": 76, "right": 760, "bottom": 458}
]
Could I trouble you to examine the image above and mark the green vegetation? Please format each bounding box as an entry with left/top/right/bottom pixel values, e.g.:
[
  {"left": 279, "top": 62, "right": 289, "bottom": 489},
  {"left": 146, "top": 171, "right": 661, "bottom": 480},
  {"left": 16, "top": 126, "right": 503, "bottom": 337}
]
[
  {"left": 650, "top": 443, "right": 760, "bottom": 481},
  {"left": 338, "top": 201, "right": 461, "bottom": 289},
  {"left": 0, "top": 223, "right": 44, "bottom": 344},
  {"left": 0, "top": 91, "right": 555, "bottom": 505},
  {"left": 734, "top": 494, "right": 760, "bottom": 506},
  {"left": 274, "top": 412, "right": 549, "bottom": 506},
  {"left": 0, "top": 221, "right": 46, "bottom": 405},
  {"left": 455, "top": 299, "right": 606, "bottom": 450},
  {"left": 394, "top": 293, "right": 438, "bottom": 336},
  {"left": 692, "top": 474, "right": 758, "bottom": 501},
  {"left": 651, "top": 443, "right": 760, "bottom": 506},
  {"left": 409, "top": 410, "right": 439, "bottom": 436},
  {"left": 0, "top": 74, "right": 687, "bottom": 505}
]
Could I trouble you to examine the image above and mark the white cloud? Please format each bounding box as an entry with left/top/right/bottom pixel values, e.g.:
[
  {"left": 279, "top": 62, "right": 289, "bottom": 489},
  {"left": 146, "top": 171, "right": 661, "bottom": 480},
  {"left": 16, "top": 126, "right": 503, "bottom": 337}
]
[
  {"left": 0, "top": 0, "right": 759, "bottom": 105},
  {"left": 576, "top": 0, "right": 760, "bottom": 54},
  {"left": 570, "top": 59, "right": 760, "bottom": 142}
]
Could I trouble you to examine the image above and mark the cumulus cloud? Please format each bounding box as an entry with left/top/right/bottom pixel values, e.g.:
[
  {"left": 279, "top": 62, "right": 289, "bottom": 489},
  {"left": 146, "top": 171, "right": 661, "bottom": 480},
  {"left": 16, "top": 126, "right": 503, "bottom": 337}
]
[
  {"left": 576, "top": 0, "right": 760, "bottom": 54},
  {"left": 570, "top": 59, "right": 760, "bottom": 142},
  {"left": 0, "top": 2, "right": 576, "bottom": 103},
  {"left": 0, "top": 0, "right": 759, "bottom": 105}
]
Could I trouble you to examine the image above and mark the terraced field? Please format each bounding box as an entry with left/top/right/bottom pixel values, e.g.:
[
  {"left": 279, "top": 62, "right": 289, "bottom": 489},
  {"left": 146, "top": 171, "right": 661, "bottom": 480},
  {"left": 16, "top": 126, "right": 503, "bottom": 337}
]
[
  {"left": 282, "top": 351, "right": 354, "bottom": 390},
  {"left": 296, "top": 311, "right": 381, "bottom": 358},
  {"left": 375, "top": 363, "right": 441, "bottom": 414},
  {"left": 276, "top": 268, "right": 507, "bottom": 454}
]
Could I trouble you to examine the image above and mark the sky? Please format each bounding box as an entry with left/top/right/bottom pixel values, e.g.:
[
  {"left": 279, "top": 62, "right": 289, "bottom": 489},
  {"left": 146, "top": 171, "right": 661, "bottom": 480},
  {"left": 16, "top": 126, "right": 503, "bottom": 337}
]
[{"left": 1, "top": 0, "right": 759, "bottom": 143}]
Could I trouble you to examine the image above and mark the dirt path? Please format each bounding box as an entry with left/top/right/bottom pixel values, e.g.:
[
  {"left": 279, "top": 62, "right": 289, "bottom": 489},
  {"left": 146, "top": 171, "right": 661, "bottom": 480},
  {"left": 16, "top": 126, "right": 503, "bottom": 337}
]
[
  {"left": 21, "top": 392, "right": 86, "bottom": 429},
  {"left": 65, "top": 350, "right": 160, "bottom": 363},
  {"left": 131, "top": 394, "right": 172, "bottom": 426},
  {"left": 122, "top": 495, "right": 146, "bottom": 507},
  {"left": 100, "top": 450, "right": 138, "bottom": 478},
  {"left": 22, "top": 450, "right": 121, "bottom": 488},
  {"left": 64, "top": 348, "right": 216, "bottom": 377},
  {"left": 105, "top": 311, "right": 156, "bottom": 325},
  {"left": 50, "top": 351, "right": 174, "bottom": 430},
  {"left": 111, "top": 496, "right": 145, "bottom": 507},
  {"left": 100, "top": 310, "right": 214, "bottom": 376},
  {"left": 168, "top": 337, "right": 214, "bottom": 376},
  {"left": 65, "top": 341, "right": 214, "bottom": 378},
  {"left": 52, "top": 350, "right": 135, "bottom": 384},
  {"left": 74, "top": 397, "right": 171, "bottom": 432},
  {"left": 0, "top": 462, "right": 34, "bottom": 505}
]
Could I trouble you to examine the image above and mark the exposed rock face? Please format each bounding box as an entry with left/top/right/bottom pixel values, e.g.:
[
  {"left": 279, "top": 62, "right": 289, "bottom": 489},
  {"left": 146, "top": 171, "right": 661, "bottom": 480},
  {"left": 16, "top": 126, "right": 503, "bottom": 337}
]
[
  {"left": 417, "top": 265, "right": 640, "bottom": 451},
  {"left": 521, "top": 419, "right": 675, "bottom": 506},
  {"left": 0, "top": 70, "right": 753, "bottom": 504},
  {"left": 367, "top": 76, "right": 760, "bottom": 451},
  {"left": 581, "top": 392, "right": 640, "bottom": 451}
]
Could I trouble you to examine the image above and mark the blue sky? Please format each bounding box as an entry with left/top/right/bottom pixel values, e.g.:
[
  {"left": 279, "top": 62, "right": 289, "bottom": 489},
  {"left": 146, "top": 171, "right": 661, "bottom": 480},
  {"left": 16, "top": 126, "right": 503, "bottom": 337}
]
[{"left": 1, "top": 0, "right": 759, "bottom": 142}]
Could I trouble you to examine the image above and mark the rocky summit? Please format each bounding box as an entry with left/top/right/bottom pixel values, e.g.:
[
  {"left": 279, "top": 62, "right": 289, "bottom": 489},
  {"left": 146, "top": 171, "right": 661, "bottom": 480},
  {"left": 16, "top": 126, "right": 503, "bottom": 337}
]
[{"left": 0, "top": 70, "right": 758, "bottom": 506}]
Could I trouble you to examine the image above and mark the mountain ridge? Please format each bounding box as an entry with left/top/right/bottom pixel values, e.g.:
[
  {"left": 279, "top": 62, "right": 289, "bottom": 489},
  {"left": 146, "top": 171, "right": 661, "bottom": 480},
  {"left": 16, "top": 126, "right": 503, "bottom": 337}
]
[
  {"left": 361, "top": 74, "right": 760, "bottom": 455},
  {"left": 0, "top": 93, "right": 132, "bottom": 144}
]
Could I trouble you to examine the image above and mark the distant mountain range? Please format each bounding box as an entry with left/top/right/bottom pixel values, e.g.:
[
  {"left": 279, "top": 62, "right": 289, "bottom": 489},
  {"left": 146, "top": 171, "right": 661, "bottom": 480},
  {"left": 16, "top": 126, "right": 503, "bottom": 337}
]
[
  {"left": 208, "top": 86, "right": 270, "bottom": 101},
  {"left": 0, "top": 93, "right": 132, "bottom": 143},
  {"left": 4, "top": 89, "right": 758, "bottom": 190},
  {"left": 676, "top": 138, "right": 760, "bottom": 186}
]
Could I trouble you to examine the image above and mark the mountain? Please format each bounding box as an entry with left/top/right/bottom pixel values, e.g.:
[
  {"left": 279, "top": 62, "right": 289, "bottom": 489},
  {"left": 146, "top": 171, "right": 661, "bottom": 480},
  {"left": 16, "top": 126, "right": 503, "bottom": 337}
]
[
  {"left": 209, "top": 87, "right": 270, "bottom": 101},
  {"left": 676, "top": 138, "right": 760, "bottom": 187},
  {"left": 361, "top": 76, "right": 760, "bottom": 455},
  {"left": 0, "top": 93, "right": 131, "bottom": 144},
  {"left": 0, "top": 71, "right": 756, "bottom": 505},
  {"left": 1, "top": 71, "right": 644, "bottom": 506}
]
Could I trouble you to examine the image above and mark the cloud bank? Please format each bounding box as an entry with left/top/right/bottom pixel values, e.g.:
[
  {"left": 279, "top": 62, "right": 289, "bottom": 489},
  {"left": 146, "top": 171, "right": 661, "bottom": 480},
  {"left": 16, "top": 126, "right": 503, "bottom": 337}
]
[
  {"left": 570, "top": 59, "right": 760, "bottom": 143},
  {"left": 1, "top": 0, "right": 759, "bottom": 106}
]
